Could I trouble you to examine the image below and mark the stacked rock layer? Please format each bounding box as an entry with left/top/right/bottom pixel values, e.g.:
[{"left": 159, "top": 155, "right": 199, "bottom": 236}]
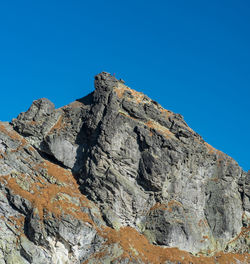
[{"left": 0, "top": 72, "right": 249, "bottom": 263}]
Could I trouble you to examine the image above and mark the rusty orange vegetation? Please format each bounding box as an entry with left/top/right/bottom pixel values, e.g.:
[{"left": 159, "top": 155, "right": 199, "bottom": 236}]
[
  {"left": 115, "top": 83, "right": 145, "bottom": 105},
  {"left": 27, "top": 120, "right": 37, "bottom": 125},
  {"left": 90, "top": 226, "right": 250, "bottom": 264},
  {"left": 160, "top": 108, "right": 173, "bottom": 120},
  {"left": 149, "top": 201, "right": 183, "bottom": 213},
  {"left": 1, "top": 160, "right": 249, "bottom": 264},
  {"left": 114, "top": 84, "right": 128, "bottom": 99},
  {"left": 210, "top": 177, "right": 219, "bottom": 182},
  {"left": 205, "top": 142, "right": 225, "bottom": 158},
  {"left": 81, "top": 247, "right": 109, "bottom": 264},
  {"left": 48, "top": 115, "right": 65, "bottom": 134},
  {"left": 0, "top": 123, "right": 27, "bottom": 147},
  {"left": 118, "top": 112, "right": 174, "bottom": 140},
  {"left": 28, "top": 146, "right": 36, "bottom": 152},
  {"left": 8, "top": 214, "right": 25, "bottom": 233},
  {"left": 115, "top": 84, "right": 177, "bottom": 128},
  {"left": 198, "top": 219, "right": 209, "bottom": 228},
  {"left": 0, "top": 123, "right": 248, "bottom": 263},
  {"left": 0, "top": 160, "right": 94, "bottom": 226},
  {"left": 227, "top": 226, "right": 250, "bottom": 245},
  {"left": 167, "top": 200, "right": 183, "bottom": 212},
  {"left": 119, "top": 112, "right": 138, "bottom": 121},
  {"left": 115, "top": 85, "right": 196, "bottom": 139},
  {"left": 204, "top": 142, "right": 236, "bottom": 168},
  {"left": 145, "top": 120, "right": 174, "bottom": 139},
  {"left": 149, "top": 202, "right": 168, "bottom": 212}
]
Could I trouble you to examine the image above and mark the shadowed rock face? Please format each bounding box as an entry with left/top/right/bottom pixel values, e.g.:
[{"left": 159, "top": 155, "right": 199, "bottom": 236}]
[{"left": 0, "top": 72, "right": 249, "bottom": 263}]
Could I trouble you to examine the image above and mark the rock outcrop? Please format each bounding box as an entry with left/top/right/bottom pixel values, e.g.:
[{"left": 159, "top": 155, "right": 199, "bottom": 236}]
[{"left": 0, "top": 72, "right": 249, "bottom": 263}]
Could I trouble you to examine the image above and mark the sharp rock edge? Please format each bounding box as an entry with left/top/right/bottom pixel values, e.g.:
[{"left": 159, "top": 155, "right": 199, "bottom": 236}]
[{"left": 0, "top": 72, "right": 249, "bottom": 264}]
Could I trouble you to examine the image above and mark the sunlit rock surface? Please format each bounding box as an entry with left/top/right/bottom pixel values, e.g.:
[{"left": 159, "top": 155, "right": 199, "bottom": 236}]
[{"left": 0, "top": 72, "right": 248, "bottom": 263}]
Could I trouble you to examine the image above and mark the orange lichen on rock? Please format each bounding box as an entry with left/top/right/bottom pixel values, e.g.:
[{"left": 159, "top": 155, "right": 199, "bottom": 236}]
[
  {"left": 227, "top": 226, "right": 250, "bottom": 245},
  {"left": 94, "top": 226, "right": 250, "bottom": 264},
  {"left": 1, "top": 160, "right": 94, "bottom": 226},
  {"left": 48, "top": 115, "right": 65, "bottom": 133},
  {"left": 146, "top": 120, "right": 174, "bottom": 139},
  {"left": 213, "top": 251, "right": 250, "bottom": 264},
  {"left": 198, "top": 219, "right": 209, "bottom": 228},
  {"left": 27, "top": 120, "right": 37, "bottom": 125},
  {"left": 115, "top": 83, "right": 146, "bottom": 104},
  {"left": 114, "top": 83, "right": 129, "bottom": 99},
  {"left": 118, "top": 111, "right": 138, "bottom": 121},
  {"left": 149, "top": 201, "right": 183, "bottom": 213},
  {"left": 43, "top": 160, "right": 73, "bottom": 185},
  {"left": 0, "top": 123, "right": 27, "bottom": 147},
  {"left": 81, "top": 249, "right": 109, "bottom": 264},
  {"left": 28, "top": 146, "right": 36, "bottom": 152},
  {"left": 0, "top": 123, "right": 20, "bottom": 141},
  {"left": 8, "top": 214, "right": 25, "bottom": 232},
  {"left": 205, "top": 142, "right": 223, "bottom": 157},
  {"left": 167, "top": 200, "right": 183, "bottom": 212},
  {"left": 204, "top": 142, "right": 235, "bottom": 168},
  {"left": 149, "top": 202, "right": 168, "bottom": 212},
  {"left": 118, "top": 112, "right": 174, "bottom": 140},
  {"left": 160, "top": 108, "right": 173, "bottom": 120},
  {"left": 210, "top": 177, "right": 219, "bottom": 182}
]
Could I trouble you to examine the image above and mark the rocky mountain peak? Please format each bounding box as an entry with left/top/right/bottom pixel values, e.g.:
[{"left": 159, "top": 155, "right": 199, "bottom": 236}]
[
  {"left": 94, "top": 71, "right": 117, "bottom": 90},
  {"left": 0, "top": 72, "right": 249, "bottom": 263}
]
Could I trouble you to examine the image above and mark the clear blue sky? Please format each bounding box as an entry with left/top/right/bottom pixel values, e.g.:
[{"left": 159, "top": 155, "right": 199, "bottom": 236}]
[{"left": 0, "top": 0, "right": 249, "bottom": 171}]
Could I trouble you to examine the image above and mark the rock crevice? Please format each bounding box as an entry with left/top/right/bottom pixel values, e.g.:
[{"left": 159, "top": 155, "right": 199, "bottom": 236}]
[{"left": 0, "top": 72, "right": 248, "bottom": 263}]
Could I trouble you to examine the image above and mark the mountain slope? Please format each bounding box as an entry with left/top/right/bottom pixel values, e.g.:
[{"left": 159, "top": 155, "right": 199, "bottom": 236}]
[{"left": 0, "top": 72, "right": 249, "bottom": 263}]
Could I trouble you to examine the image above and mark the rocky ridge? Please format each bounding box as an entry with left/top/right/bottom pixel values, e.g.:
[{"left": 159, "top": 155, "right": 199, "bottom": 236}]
[{"left": 0, "top": 72, "right": 249, "bottom": 263}]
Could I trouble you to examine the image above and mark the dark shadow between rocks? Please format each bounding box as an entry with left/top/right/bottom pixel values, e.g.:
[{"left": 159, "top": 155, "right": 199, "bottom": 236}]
[
  {"left": 36, "top": 147, "right": 69, "bottom": 170},
  {"left": 76, "top": 92, "right": 94, "bottom": 106}
]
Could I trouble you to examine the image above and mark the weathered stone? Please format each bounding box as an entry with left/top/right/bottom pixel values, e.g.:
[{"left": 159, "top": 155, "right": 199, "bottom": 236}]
[{"left": 0, "top": 72, "right": 248, "bottom": 263}]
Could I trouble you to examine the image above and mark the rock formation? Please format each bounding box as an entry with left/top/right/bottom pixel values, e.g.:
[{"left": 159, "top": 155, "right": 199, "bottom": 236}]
[{"left": 0, "top": 72, "right": 249, "bottom": 263}]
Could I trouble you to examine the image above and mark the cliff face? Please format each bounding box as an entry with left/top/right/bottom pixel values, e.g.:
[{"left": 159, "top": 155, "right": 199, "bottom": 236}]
[{"left": 0, "top": 72, "right": 249, "bottom": 263}]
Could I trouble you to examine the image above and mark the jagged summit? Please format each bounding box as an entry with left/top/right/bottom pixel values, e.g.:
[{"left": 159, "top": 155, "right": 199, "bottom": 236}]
[{"left": 0, "top": 72, "right": 249, "bottom": 263}]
